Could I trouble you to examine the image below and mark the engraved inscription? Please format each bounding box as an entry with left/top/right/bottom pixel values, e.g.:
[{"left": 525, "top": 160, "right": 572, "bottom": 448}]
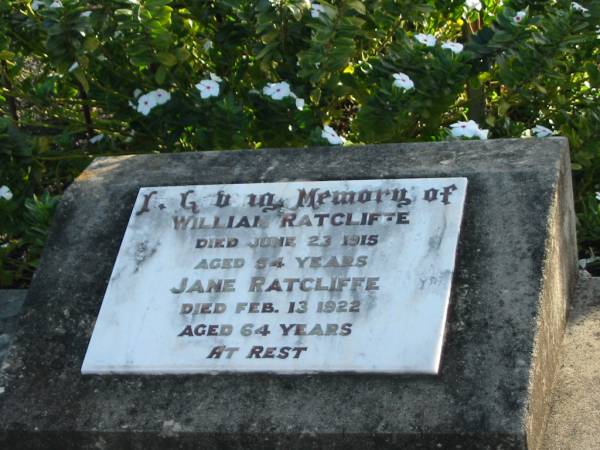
[{"left": 82, "top": 178, "right": 467, "bottom": 375}]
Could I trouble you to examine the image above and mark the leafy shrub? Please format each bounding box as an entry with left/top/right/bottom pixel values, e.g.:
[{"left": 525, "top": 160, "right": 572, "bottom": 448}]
[{"left": 1, "top": 0, "right": 600, "bottom": 285}]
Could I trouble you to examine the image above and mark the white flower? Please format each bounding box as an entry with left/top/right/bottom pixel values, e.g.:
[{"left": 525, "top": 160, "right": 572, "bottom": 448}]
[
  {"left": 124, "top": 129, "right": 135, "bottom": 143},
  {"left": 49, "top": 0, "right": 62, "bottom": 8},
  {"left": 89, "top": 134, "right": 104, "bottom": 144},
  {"left": 465, "top": 0, "right": 482, "bottom": 10},
  {"left": 311, "top": 3, "right": 325, "bottom": 18},
  {"left": 289, "top": 92, "right": 305, "bottom": 110},
  {"left": 0, "top": 186, "right": 13, "bottom": 201},
  {"left": 531, "top": 125, "right": 553, "bottom": 138},
  {"left": 97, "top": 55, "right": 107, "bottom": 61},
  {"left": 80, "top": 11, "right": 92, "bottom": 17},
  {"left": 263, "top": 81, "right": 291, "bottom": 100},
  {"left": 31, "top": 0, "right": 43, "bottom": 11},
  {"left": 113, "top": 31, "right": 123, "bottom": 38},
  {"left": 153, "top": 88, "right": 171, "bottom": 105},
  {"left": 415, "top": 33, "right": 436, "bottom": 47},
  {"left": 203, "top": 40, "right": 213, "bottom": 51},
  {"left": 450, "top": 120, "right": 488, "bottom": 140},
  {"left": 392, "top": 72, "right": 415, "bottom": 90},
  {"left": 137, "top": 92, "right": 158, "bottom": 116},
  {"left": 571, "top": 2, "right": 589, "bottom": 13},
  {"left": 264, "top": 81, "right": 303, "bottom": 108},
  {"left": 442, "top": 42, "right": 463, "bottom": 54},
  {"left": 579, "top": 255, "right": 600, "bottom": 270},
  {"left": 68, "top": 62, "right": 79, "bottom": 72},
  {"left": 450, "top": 120, "right": 476, "bottom": 138},
  {"left": 195, "top": 79, "right": 220, "bottom": 99},
  {"left": 322, "top": 125, "right": 344, "bottom": 145},
  {"left": 133, "top": 88, "right": 142, "bottom": 98},
  {"left": 209, "top": 73, "right": 222, "bottom": 83},
  {"left": 596, "top": 192, "right": 600, "bottom": 202},
  {"left": 513, "top": 11, "right": 527, "bottom": 24}
]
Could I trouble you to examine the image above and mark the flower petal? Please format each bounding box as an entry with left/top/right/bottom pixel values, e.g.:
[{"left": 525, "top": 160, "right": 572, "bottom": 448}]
[
  {"left": 89, "top": 134, "right": 104, "bottom": 144},
  {"left": 153, "top": 88, "right": 171, "bottom": 105},
  {"left": 0, "top": 185, "right": 13, "bottom": 201},
  {"left": 196, "top": 79, "right": 220, "bottom": 98},
  {"left": 263, "top": 81, "right": 291, "bottom": 100},
  {"left": 322, "top": 125, "right": 344, "bottom": 145},
  {"left": 465, "top": 0, "right": 482, "bottom": 11},
  {"left": 572, "top": 2, "right": 589, "bottom": 13},
  {"left": 531, "top": 125, "right": 553, "bottom": 137},
  {"left": 513, "top": 11, "right": 527, "bottom": 24},
  {"left": 415, "top": 33, "right": 436, "bottom": 47},
  {"left": 137, "top": 92, "right": 158, "bottom": 115},
  {"left": 442, "top": 42, "right": 463, "bottom": 54},
  {"left": 392, "top": 72, "right": 414, "bottom": 90}
]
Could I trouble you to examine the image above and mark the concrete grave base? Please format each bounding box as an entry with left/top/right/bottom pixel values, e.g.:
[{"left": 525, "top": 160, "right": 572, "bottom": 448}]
[{"left": 0, "top": 139, "right": 577, "bottom": 449}]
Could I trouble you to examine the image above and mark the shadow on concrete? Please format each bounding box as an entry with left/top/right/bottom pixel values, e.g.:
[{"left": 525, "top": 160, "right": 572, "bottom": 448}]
[
  {"left": 0, "top": 290, "right": 26, "bottom": 370},
  {"left": 542, "top": 278, "right": 600, "bottom": 449}
]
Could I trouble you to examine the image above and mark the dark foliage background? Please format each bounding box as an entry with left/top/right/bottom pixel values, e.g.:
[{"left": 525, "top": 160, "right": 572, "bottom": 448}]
[{"left": 1, "top": 0, "right": 599, "bottom": 286}]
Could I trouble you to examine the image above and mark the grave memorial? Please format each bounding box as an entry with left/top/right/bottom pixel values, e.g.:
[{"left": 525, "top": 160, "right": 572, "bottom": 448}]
[
  {"left": 0, "top": 138, "right": 576, "bottom": 449},
  {"left": 82, "top": 178, "right": 467, "bottom": 375}
]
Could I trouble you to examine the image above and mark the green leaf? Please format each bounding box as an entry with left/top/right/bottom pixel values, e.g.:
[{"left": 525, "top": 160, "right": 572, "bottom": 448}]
[
  {"left": 145, "top": 0, "right": 172, "bottom": 7},
  {"left": 532, "top": 82, "right": 547, "bottom": 94},
  {"left": 130, "top": 53, "right": 154, "bottom": 66},
  {"left": 347, "top": 0, "right": 366, "bottom": 15},
  {"left": 72, "top": 69, "right": 89, "bottom": 93},
  {"left": 175, "top": 47, "right": 190, "bottom": 62},
  {"left": 78, "top": 55, "right": 90, "bottom": 69},
  {"left": 255, "top": 42, "right": 279, "bottom": 61},
  {"left": 156, "top": 51, "right": 177, "bottom": 67},
  {"left": 0, "top": 50, "right": 14, "bottom": 61},
  {"left": 83, "top": 36, "right": 99, "bottom": 52},
  {"left": 498, "top": 101, "right": 510, "bottom": 116},
  {"left": 155, "top": 65, "right": 167, "bottom": 84},
  {"left": 310, "top": 87, "right": 321, "bottom": 104}
]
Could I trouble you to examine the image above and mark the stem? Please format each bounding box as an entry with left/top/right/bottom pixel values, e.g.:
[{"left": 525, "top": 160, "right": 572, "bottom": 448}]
[
  {"left": 1, "top": 61, "right": 19, "bottom": 123},
  {"left": 463, "top": 22, "right": 486, "bottom": 124},
  {"left": 74, "top": 80, "right": 94, "bottom": 136},
  {"left": 466, "top": 82, "right": 486, "bottom": 124}
]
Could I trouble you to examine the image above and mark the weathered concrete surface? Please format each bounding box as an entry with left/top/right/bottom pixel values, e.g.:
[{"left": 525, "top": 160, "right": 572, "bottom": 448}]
[
  {"left": 0, "top": 290, "right": 26, "bottom": 374},
  {"left": 542, "top": 277, "right": 600, "bottom": 450},
  {"left": 0, "top": 139, "right": 577, "bottom": 449},
  {"left": 3, "top": 278, "right": 597, "bottom": 450}
]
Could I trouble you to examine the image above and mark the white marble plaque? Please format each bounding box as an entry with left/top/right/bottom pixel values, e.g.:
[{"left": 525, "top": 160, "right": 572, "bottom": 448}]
[{"left": 81, "top": 178, "right": 467, "bottom": 375}]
